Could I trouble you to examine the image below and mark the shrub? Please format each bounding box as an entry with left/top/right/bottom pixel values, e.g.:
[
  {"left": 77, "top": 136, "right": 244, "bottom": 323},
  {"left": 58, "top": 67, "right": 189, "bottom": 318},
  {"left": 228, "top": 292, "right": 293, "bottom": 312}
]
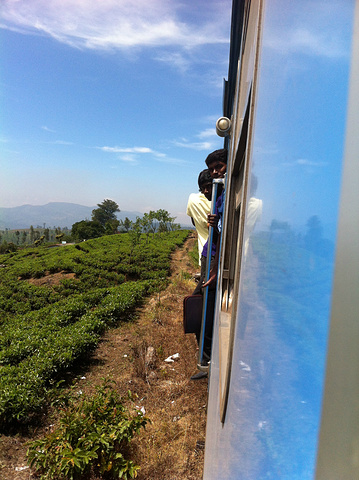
[
  {"left": 27, "top": 381, "right": 148, "bottom": 480},
  {"left": 0, "top": 231, "right": 190, "bottom": 423}
]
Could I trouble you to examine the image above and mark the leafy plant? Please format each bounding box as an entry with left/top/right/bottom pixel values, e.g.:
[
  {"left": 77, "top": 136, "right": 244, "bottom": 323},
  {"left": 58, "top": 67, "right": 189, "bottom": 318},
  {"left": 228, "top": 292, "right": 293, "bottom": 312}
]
[
  {"left": 0, "top": 230, "right": 189, "bottom": 423},
  {"left": 187, "top": 240, "right": 199, "bottom": 268},
  {"left": 27, "top": 381, "right": 148, "bottom": 479}
]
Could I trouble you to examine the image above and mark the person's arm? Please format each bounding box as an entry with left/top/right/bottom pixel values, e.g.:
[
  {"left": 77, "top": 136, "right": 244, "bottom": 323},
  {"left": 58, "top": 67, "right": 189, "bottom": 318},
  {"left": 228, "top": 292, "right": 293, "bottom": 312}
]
[
  {"left": 202, "top": 233, "right": 220, "bottom": 288},
  {"left": 207, "top": 213, "right": 219, "bottom": 229}
]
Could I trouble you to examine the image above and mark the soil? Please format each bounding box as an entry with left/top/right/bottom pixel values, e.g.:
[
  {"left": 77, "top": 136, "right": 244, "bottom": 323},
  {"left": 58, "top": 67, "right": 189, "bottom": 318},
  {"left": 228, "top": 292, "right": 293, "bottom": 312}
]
[
  {"left": 0, "top": 234, "right": 208, "bottom": 480},
  {"left": 27, "top": 272, "right": 76, "bottom": 286}
]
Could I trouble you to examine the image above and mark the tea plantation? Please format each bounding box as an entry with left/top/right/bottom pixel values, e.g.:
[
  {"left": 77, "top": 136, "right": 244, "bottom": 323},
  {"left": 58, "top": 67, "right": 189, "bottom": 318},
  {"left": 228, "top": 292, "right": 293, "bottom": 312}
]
[{"left": 0, "top": 230, "right": 189, "bottom": 425}]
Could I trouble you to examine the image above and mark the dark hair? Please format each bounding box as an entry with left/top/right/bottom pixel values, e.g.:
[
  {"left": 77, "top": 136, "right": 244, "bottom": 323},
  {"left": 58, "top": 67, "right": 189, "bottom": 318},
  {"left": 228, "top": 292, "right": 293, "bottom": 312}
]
[
  {"left": 198, "top": 169, "right": 212, "bottom": 188},
  {"left": 205, "top": 148, "right": 228, "bottom": 167}
]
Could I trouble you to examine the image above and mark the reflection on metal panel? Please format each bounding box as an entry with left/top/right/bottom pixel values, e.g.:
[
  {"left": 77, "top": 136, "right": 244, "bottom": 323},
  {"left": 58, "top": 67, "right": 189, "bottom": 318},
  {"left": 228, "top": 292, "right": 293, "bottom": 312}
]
[
  {"left": 217, "top": 0, "right": 263, "bottom": 420},
  {"left": 203, "top": 0, "right": 356, "bottom": 478}
]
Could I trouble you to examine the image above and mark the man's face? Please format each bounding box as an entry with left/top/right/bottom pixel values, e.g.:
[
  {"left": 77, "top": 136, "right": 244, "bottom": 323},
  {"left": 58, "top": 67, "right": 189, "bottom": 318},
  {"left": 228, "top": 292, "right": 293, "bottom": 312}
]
[
  {"left": 207, "top": 160, "right": 227, "bottom": 179},
  {"left": 200, "top": 182, "right": 213, "bottom": 201}
]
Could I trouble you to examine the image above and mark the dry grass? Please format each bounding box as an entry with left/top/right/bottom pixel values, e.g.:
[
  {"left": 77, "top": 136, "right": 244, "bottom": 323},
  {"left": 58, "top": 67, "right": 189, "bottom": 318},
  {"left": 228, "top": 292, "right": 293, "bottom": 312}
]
[{"left": 0, "top": 234, "right": 208, "bottom": 480}]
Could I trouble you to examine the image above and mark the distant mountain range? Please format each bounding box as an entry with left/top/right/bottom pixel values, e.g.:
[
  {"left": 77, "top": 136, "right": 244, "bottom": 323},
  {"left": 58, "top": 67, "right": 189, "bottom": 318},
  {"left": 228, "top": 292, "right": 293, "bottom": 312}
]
[{"left": 0, "top": 203, "right": 144, "bottom": 230}]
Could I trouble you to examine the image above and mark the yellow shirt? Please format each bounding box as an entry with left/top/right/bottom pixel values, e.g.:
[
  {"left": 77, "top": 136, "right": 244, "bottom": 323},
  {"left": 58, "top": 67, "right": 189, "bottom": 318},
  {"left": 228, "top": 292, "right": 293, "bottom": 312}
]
[{"left": 186, "top": 193, "right": 211, "bottom": 265}]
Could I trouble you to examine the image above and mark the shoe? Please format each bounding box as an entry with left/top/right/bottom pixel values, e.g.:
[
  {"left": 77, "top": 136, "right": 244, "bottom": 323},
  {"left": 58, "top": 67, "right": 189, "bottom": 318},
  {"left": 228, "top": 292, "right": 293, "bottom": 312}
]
[
  {"left": 190, "top": 371, "right": 208, "bottom": 380},
  {"left": 197, "top": 360, "right": 209, "bottom": 372}
]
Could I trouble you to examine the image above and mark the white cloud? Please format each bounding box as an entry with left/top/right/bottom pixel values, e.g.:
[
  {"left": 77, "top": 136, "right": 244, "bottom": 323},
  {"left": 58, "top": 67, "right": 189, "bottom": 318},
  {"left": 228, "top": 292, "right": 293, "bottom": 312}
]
[
  {"left": 296, "top": 158, "right": 328, "bottom": 167},
  {"left": 282, "top": 158, "right": 328, "bottom": 168},
  {"left": 197, "top": 128, "right": 217, "bottom": 139},
  {"left": 100, "top": 146, "right": 153, "bottom": 154},
  {"left": 41, "top": 125, "right": 56, "bottom": 133},
  {"left": 173, "top": 140, "right": 214, "bottom": 151},
  {"left": 0, "top": 0, "right": 230, "bottom": 52},
  {"left": 154, "top": 52, "right": 191, "bottom": 73},
  {"left": 265, "top": 1, "right": 352, "bottom": 60},
  {"left": 119, "top": 154, "right": 138, "bottom": 163},
  {"left": 267, "top": 27, "right": 349, "bottom": 60},
  {"left": 99, "top": 144, "right": 186, "bottom": 165}
]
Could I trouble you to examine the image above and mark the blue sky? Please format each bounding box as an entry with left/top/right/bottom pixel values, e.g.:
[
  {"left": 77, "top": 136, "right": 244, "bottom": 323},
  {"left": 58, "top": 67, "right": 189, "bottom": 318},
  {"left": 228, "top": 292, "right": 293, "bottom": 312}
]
[
  {"left": 0, "top": 0, "right": 231, "bottom": 224},
  {"left": 249, "top": 0, "right": 354, "bottom": 235},
  {"left": 1, "top": 0, "right": 355, "bottom": 231}
]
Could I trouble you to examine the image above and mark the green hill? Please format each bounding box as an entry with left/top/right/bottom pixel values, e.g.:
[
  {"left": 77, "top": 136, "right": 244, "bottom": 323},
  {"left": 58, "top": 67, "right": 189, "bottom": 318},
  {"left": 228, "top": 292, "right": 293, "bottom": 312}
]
[{"left": 0, "top": 230, "right": 189, "bottom": 425}]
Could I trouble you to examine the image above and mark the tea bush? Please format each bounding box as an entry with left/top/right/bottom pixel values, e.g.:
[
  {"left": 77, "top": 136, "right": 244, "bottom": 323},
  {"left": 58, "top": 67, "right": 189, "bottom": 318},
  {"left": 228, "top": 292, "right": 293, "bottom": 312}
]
[
  {"left": 0, "top": 230, "right": 189, "bottom": 424},
  {"left": 27, "top": 381, "right": 149, "bottom": 479}
]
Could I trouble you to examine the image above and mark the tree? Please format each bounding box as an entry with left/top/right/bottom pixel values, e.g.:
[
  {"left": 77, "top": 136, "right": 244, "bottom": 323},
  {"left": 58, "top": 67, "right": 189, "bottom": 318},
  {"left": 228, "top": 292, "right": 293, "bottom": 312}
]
[
  {"left": 55, "top": 233, "right": 65, "bottom": 243},
  {"left": 141, "top": 213, "right": 152, "bottom": 243},
  {"left": 128, "top": 217, "right": 142, "bottom": 262},
  {"left": 0, "top": 241, "right": 17, "bottom": 254},
  {"left": 148, "top": 211, "right": 158, "bottom": 235},
  {"left": 71, "top": 220, "right": 105, "bottom": 241},
  {"left": 29, "top": 225, "right": 35, "bottom": 243},
  {"left": 120, "top": 217, "right": 132, "bottom": 233},
  {"left": 155, "top": 209, "right": 176, "bottom": 233},
  {"left": 35, "top": 235, "right": 46, "bottom": 247},
  {"left": 21, "top": 231, "right": 27, "bottom": 245},
  {"left": 105, "top": 219, "right": 120, "bottom": 235},
  {"left": 91, "top": 199, "right": 120, "bottom": 228}
]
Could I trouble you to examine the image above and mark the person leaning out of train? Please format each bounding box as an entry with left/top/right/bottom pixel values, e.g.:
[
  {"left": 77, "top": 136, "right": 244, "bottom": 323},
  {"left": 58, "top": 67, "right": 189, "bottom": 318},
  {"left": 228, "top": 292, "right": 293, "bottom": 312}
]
[
  {"left": 190, "top": 149, "right": 228, "bottom": 381},
  {"left": 186, "top": 169, "right": 213, "bottom": 272},
  {"left": 201, "top": 148, "right": 227, "bottom": 290}
]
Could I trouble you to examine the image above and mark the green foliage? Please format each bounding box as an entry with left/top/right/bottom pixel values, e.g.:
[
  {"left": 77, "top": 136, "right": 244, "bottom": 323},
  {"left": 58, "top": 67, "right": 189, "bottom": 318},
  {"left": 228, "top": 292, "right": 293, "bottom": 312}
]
[
  {"left": 128, "top": 218, "right": 142, "bottom": 257},
  {"left": 0, "top": 230, "right": 189, "bottom": 424},
  {"left": 27, "top": 381, "right": 148, "bottom": 480},
  {"left": 1, "top": 226, "right": 70, "bottom": 247},
  {"left": 91, "top": 199, "right": 120, "bottom": 228},
  {"left": 155, "top": 208, "right": 176, "bottom": 233},
  {"left": 71, "top": 220, "right": 105, "bottom": 241},
  {"left": 70, "top": 207, "right": 179, "bottom": 241},
  {"left": 0, "top": 281, "right": 148, "bottom": 423},
  {"left": 0, "top": 241, "right": 18, "bottom": 254},
  {"left": 119, "top": 217, "right": 132, "bottom": 233},
  {"left": 105, "top": 219, "right": 120, "bottom": 235},
  {"left": 188, "top": 240, "right": 199, "bottom": 268}
]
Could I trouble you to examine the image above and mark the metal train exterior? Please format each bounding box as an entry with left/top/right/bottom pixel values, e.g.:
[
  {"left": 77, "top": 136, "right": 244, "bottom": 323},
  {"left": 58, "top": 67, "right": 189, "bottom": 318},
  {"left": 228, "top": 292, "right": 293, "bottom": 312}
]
[{"left": 202, "top": 1, "right": 359, "bottom": 478}]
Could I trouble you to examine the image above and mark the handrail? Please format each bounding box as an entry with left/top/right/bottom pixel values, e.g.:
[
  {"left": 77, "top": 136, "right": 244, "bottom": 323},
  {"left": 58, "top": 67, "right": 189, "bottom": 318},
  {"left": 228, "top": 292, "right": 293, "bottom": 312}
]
[{"left": 197, "top": 177, "right": 225, "bottom": 370}]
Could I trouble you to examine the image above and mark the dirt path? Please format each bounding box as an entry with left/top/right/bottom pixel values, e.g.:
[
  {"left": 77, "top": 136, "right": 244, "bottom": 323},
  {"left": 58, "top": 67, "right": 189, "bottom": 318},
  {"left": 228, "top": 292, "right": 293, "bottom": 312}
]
[{"left": 0, "top": 234, "right": 208, "bottom": 480}]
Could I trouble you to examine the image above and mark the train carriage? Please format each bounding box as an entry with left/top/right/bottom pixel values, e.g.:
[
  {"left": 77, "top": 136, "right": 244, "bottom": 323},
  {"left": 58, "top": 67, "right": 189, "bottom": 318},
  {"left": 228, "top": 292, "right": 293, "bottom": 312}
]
[{"left": 202, "top": 1, "right": 359, "bottom": 478}]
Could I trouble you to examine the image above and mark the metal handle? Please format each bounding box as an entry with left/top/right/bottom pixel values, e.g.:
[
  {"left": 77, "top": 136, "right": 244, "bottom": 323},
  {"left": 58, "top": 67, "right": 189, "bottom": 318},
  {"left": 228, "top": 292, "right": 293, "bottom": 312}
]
[{"left": 197, "top": 178, "right": 225, "bottom": 369}]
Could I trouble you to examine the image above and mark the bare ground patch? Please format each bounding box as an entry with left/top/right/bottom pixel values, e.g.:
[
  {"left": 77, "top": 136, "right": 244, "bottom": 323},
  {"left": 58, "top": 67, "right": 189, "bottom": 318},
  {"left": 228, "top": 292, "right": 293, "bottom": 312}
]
[
  {"left": 0, "top": 234, "right": 208, "bottom": 480},
  {"left": 27, "top": 271, "right": 76, "bottom": 287}
]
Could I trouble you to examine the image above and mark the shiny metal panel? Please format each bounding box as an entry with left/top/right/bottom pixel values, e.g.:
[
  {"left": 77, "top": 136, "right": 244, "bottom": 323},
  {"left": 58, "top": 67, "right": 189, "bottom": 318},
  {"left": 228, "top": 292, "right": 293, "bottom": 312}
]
[
  {"left": 204, "top": 0, "right": 356, "bottom": 478},
  {"left": 315, "top": 1, "right": 359, "bottom": 478}
]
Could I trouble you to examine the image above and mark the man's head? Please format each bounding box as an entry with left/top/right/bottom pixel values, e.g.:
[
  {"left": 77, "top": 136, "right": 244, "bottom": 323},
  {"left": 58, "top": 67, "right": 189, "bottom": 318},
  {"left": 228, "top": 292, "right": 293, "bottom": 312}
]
[
  {"left": 205, "top": 148, "right": 227, "bottom": 179},
  {"left": 198, "top": 169, "right": 213, "bottom": 201}
]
